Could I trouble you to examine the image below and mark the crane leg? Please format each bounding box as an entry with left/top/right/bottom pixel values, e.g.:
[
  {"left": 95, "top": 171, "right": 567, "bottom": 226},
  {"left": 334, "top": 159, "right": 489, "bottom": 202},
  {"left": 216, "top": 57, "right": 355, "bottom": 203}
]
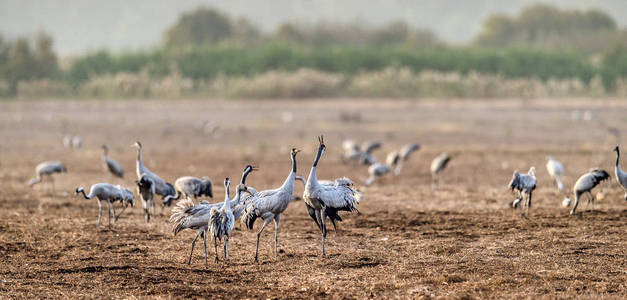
[
  {"left": 224, "top": 235, "right": 229, "bottom": 262},
  {"left": 570, "top": 193, "right": 580, "bottom": 215},
  {"left": 106, "top": 201, "right": 113, "bottom": 226},
  {"left": 202, "top": 231, "right": 209, "bottom": 265},
  {"left": 187, "top": 232, "right": 199, "bottom": 265},
  {"left": 97, "top": 200, "right": 103, "bottom": 227},
  {"left": 274, "top": 215, "right": 281, "bottom": 261},
  {"left": 213, "top": 235, "right": 219, "bottom": 263},
  {"left": 255, "top": 218, "right": 272, "bottom": 263},
  {"left": 114, "top": 205, "right": 127, "bottom": 222},
  {"left": 321, "top": 208, "right": 327, "bottom": 257},
  {"left": 527, "top": 191, "right": 533, "bottom": 216}
]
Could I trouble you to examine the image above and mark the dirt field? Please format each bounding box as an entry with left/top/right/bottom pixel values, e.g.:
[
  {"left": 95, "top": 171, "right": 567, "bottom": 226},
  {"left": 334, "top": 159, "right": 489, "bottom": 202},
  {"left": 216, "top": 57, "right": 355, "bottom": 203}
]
[{"left": 0, "top": 98, "right": 626, "bottom": 299}]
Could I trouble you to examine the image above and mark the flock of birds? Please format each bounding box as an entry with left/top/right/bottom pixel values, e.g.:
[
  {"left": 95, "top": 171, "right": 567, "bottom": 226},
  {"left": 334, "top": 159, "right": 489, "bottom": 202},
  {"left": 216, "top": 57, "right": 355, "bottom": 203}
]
[{"left": 25, "top": 134, "right": 627, "bottom": 264}]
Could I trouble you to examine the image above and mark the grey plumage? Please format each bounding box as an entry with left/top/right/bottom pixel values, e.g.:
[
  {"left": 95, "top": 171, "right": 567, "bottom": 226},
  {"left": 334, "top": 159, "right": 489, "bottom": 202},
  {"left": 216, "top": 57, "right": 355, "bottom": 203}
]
[
  {"left": 613, "top": 146, "right": 627, "bottom": 201},
  {"left": 393, "top": 143, "right": 420, "bottom": 175},
  {"left": 136, "top": 174, "right": 156, "bottom": 223},
  {"left": 163, "top": 176, "right": 213, "bottom": 206},
  {"left": 365, "top": 163, "right": 393, "bottom": 186},
  {"left": 28, "top": 161, "right": 67, "bottom": 191},
  {"left": 133, "top": 141, "right": 176, "bottom": 204},
  {"left": 209, "top": 178, "right": 238, "bottom": 263},
  {"left": 430, "top": 153, "right": 451, "bottom": 187},
  {"left": 303, "top": 136, "right": 359, "bottom": 257},
  {"left": 75, "top": 183, "right": 134, "bottom": 227},
  {"left": 570, "top": 168, "right": 610, "bottom": 215},
  {"left": 340, "top": 139, "right": 381, "bottom": 165},
  {"left": 169, "top": 165, "right": 256, "bottom": 265},
  {"left": 102, "top": 145, "right": 124, "bottom": 178},
  {"left": 508, "top": 167, "right": 537, "bottom": 217},
  {"left": 242, "top": 148, "right": 300, "bottom": 262}
]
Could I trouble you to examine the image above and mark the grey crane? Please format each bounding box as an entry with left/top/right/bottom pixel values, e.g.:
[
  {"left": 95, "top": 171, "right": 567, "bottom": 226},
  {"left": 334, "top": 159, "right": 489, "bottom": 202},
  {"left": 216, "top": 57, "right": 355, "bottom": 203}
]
[
  {"left": 136, "top": 174, "right": 156, "bottom": 222},
  {"left": 570, "top": 168, "right": 610, "bottom": 215},
  {"left": 169, "top": 165, "right": 255, "bottom": 265},
  {"left": 613, "top": 146, "right": 627, "bottom": 201},
  {"left": 393, "top": 143, "right": 421, "bottom": 175},
  {"left": 133, "top": 141, "right": 176, "bottom": 206},
  {"left": 209, "top": 178, "right": 251, "bottom": 263},
  {"left": 430, "top": 153, "right": 451, "bottom": 188},
  {"left": 102, "top": 145, "right": 124, "bottom": 178},
  {"left": 28, "top": 161, "right": 67, "bottom": 191},
  {"left": 242, "top": 148, "right": 300, "bottom": 262},
  {"left": 75, "top": 183, "right": 134, "bottom": 227},
  {"left": 508, "top": 167, "right": 537, "bottom": 217},
  {"left": 303, "top": 136, "right": 359, "bottom": 257},
  {"left": 545, "top": 156, "right": 564, "bottom": 191},
  {"left": 163, "top": 176, "right": 213, "bottom": 206},
  {"left": 360, "top": 140, "right": 381, "bottom": 165}
]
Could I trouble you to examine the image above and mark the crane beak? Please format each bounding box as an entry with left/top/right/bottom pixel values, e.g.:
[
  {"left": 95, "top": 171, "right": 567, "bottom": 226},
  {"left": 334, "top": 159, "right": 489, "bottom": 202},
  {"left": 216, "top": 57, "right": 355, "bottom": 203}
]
[{"left": 294, "top": 149, "right": 301, "bottom": 154}]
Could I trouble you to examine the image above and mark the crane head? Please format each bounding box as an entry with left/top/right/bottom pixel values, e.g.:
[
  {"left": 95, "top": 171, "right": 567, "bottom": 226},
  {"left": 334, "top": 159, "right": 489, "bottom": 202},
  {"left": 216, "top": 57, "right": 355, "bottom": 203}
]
[
  {"left": 132, "top": 141, "right": 142, "bottom": 149},
  {"left": 291, "top": 148, "right": 301, "bottom": 156},
  {"left": 614, "top": 145, "right": 619, "bottom": 152},
  {"left": 317, "top": 135, "right": 326, "bottom": 152},
  {"left": 74, "top": 186, "right": 84, "bottom": 196}
]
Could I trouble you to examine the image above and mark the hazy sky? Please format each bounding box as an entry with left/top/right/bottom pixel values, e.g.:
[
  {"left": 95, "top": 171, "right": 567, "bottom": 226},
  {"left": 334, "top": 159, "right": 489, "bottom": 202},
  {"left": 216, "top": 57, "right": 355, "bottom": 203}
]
[{"left": 1, "top": 0, "right": 626, "bottom": 55}]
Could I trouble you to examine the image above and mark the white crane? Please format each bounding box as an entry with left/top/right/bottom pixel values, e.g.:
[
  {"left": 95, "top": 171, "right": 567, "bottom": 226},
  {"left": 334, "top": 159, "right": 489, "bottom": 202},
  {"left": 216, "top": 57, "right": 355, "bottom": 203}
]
[
  {"left": 430, "top": 153, "right": 451, "bottom": 188},
  {"left": 136, "top": 174, "right": 156, "bottom": 222},
  {"left": 169, "top": 165, "right": 255, "bottom": 265},
  {"left": 75, "top": 183, "right": 134, "bottom": 227},
  {"left": 303, "top": 136, "right": 359, "bottom": 257},
  {"left": 507, "top": 167, "right": 537, "bottom": 217},
  {"left": 210, "top": 178, "right": 250, "bottom": 263},
  {"left": 28, "top": 161, "right": 67, "bottom": 191},
  {"left": 242, "top": 148, "right": 300, "bottom": 262},
  {"left": 163, "top": 176, "right": 213, "bottom": 206},
  {"left": 545, "top": 156, "right": 564, "bottom": 191},
  {"left": 133, "top": 141, "right": 176, "bottom": 204},
  {"left": 570, "top": 168, "right": 610, "bottom": 215},
  {"left": 102, "top": 145, "right": 124, "bottom": 178},
  {"left": 613, "top": 146, "right": 627, "bottom": 201}
]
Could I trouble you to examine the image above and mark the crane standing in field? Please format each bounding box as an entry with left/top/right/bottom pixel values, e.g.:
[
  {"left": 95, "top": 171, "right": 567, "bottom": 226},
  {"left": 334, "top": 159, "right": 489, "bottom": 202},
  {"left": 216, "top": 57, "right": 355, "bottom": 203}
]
[
  {"left": 303, "top": 136, "right": 359, "bottom": 257},
  {"left": 365, "top": 155, "right": 398, "bottom": 186},
  {"left": 136, "top": 174, "right": 156, "bottom": 222},
  {"left": 570, "top": 168, "right": 610, "bottom": 215},
  {"left": 75, "top": 183, "right": 134, "bottom": 227},
  {"left": 545, "top": 156, "right": 564, "bottom": 192},
  {"left": 133, "top": 141, "right": 176, "bottom": 208},
  {"left": 163, "top": 176, "right": 213, "bottom": 206},
  {"left": 102, "top": 145, "right": 124, "bottom": 178},
  {"left": 430, "top": 153, "right": 451, "bottom": 188},
  {"left": 28, "top": 161, "right": 67, "bottom": 192},
  {"left": 508, "top": 167, "right": 537, "bottom": 217},
  {"left": 209, "top": 178, "right": 252, "bottom": 263},
  {"left": 613, "top": 146, "right": 627, "bottom": 201},
  {"left": 242, "top": 148, "right": 300, "bottom": 262},
  {"left": 170, "top": 165, "right": 256, "bottom": 265}
]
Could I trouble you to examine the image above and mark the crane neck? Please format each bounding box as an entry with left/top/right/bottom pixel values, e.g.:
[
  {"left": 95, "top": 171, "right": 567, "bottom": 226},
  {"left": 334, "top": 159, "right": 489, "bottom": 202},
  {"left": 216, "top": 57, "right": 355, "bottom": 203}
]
[
  {"left": 78, "top": 189, "right": 90, "bottom": 200},
  {"left": 313, "top": 146, "right": 324, "bottom": 167},
  {"left": 240, "top": 168, "right": 251, "bottom": 185},
  {"left": 291, "top": 153, "right": 297, "bottom": 173},
  {"left": 616, "top": 148, "right": 621, "bottom": 167}
]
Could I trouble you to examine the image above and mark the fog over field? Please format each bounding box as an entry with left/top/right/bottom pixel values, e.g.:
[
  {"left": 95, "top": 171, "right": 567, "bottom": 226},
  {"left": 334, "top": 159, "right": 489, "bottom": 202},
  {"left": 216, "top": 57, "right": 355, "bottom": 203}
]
[{"left": 2, "top": 0, "right": 627, "bottom": 54}]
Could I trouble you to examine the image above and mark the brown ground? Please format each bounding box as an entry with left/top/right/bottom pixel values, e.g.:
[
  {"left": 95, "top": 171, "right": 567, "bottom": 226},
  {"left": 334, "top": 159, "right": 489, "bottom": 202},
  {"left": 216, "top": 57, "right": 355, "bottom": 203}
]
[{"left": 0, "top": 98, "right": 626, "bottom": 299}]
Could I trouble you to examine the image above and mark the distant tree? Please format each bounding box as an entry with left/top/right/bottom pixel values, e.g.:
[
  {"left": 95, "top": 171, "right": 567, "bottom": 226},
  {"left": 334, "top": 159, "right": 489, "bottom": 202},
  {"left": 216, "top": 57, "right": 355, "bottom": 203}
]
[
  {"left": 163, "top": 7, "right": 232, "bottom": 47},
  {"left": 231, "top": 17, "right": 261, "bottom": 44},
  {"left": 475, "top": 4, "right": 618, "bottom": 53},
  {"left": 33, "top": 32, "right": 58, "bottom": 78}
]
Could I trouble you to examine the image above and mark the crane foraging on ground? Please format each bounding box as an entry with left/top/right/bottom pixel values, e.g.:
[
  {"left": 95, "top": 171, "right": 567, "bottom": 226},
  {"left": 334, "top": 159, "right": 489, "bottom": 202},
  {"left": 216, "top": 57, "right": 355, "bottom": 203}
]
[
  {"left": 75, "top": 183, "right": 134, "bottom": 227},
  {"left": 545, "top": 156, "right": 564, "bottom": 192},
  {"left": 163, "top": 176, "right": 213, "bottom": 206},
  {"left": 613, "top": 146, "right": 627, "bottom": 201},
  {"left": 508, "top": 167, "right": 537, "bottom": 217},
  {"left": 133, "top": 141, "right": 176, "bottom": 207},
  {"left": 102, "top": 145, "right": 124, "bottom": 178},
  {"left": 242, "top": 148, "right": 300, "bottom": 262},
  {"left": 389, "top": 143, "right": 421, "bottom": 175},
  {"left": 365, "top": 155, "right": 398, "bottom": 186},
  {"left": 570, "top": 168, "right": 610, "bottom": 215},
  {"left": 303, "top": 136, "right": 359, "bottom": 257},
  {"left": 210, "top": 178, "right": 252, "bottom": 263},
  {"left": 170, "top": 165, "right": 256, "bottom": 265},
  {"left": 28, "top": 161, "right": 67, "bottom": 191}
]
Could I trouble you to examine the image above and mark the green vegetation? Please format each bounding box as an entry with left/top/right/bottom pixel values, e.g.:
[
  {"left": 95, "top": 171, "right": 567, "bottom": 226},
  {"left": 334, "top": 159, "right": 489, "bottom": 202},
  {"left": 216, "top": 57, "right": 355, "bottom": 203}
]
[{"left": 2, "top": 4, "right": 627, "bottom": 99}]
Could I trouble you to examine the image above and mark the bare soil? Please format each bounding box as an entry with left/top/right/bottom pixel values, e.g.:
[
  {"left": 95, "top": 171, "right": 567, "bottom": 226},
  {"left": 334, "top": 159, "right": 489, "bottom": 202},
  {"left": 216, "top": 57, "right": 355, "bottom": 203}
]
[{"left": 0, "top": 98, "right": 625, "bottom": 299}]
